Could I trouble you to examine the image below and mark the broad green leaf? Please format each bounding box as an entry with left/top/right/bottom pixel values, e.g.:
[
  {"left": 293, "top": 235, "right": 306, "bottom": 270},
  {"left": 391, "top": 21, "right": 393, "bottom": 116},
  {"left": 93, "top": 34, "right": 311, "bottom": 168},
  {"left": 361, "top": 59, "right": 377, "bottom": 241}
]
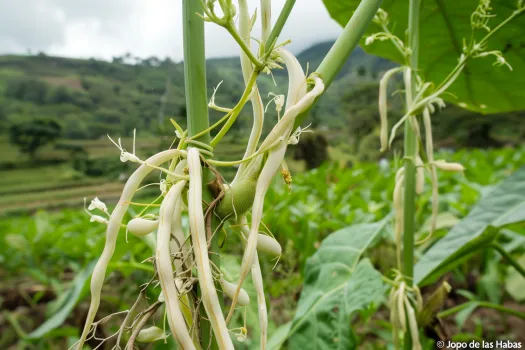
[
  {"left": 268, "top": 322, "right": 292, "bottom": 350},
  {"left": 478, "top": 258, "right": 501, "bottom": 304},
  {"left": 4, "top": 234, "right": 29, "bottom": 251},
  {"left": 288, "top": 220, "right": 388, "bottom": 349},
  {"left": 504, "top": 255, "right": 525, "bottom": 302},
  {"left": 322, "top": 0, "right": 525, "bottom": 113},
  {"left": 27, "top": 260, "right": 97, "bottom": 339},
  {"left": 415, "top": 166, "right": 525, "bottom": 286},
  {"left": 455, "top": 302, "right": 480, "bottom": 330},
  {"left": 418, "top": 212, "right": 459, "bottom": 234}
]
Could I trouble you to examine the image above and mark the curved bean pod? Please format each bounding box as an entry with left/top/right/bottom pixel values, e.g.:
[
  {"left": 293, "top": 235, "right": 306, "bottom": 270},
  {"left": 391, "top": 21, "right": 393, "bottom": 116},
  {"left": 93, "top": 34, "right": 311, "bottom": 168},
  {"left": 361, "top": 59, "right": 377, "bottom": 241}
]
[
  {"left": 187, "top": 148, "right": 234, "bottom": 350},
  {"left": 77, "top": 149, "right": 186, "bottom": 349},
  {"left": 156, "top": 180, "right": 195, "bottom": 349}
]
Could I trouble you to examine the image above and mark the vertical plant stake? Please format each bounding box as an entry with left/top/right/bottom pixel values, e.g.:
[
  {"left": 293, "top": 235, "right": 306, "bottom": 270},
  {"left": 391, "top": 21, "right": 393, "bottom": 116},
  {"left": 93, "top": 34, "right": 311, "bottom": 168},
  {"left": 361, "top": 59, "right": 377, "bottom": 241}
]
[
  {"left": 72, "top": 0, "right": 383, "bottom": 349},
  {"left": 364, "top": 0, "right": 525, "bottom": 348}
]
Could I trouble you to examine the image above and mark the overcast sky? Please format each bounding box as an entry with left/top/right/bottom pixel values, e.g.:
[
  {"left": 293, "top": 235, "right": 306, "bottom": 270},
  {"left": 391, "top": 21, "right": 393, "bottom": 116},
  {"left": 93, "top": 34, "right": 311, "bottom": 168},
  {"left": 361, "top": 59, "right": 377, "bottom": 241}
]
[{"left": 0, "top": 0, "right": 343, "bottom": 62}]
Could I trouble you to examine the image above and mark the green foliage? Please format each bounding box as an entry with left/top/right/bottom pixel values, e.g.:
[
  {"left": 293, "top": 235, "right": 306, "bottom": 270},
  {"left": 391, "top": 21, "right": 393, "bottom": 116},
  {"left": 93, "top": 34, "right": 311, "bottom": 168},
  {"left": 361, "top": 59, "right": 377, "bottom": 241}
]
[
  {"left": 415, "top": 165, "right": 525, "bottom": 286},
  {"left": 5, "top": 77, "right": 49, "bottom": 104},
  {"left": 26, "top": 260, "right": 97, "bottom": 339},
  {"left": 8, "top": 118, "right": 61, "bottom": 159},
  {"left": 2, "top": 147, "right": 525, "bottom": 347},
  {"left": 293, "top": 132, "right": 329, "bottom": 169},
  {"left": 322, "top": 0, "right": 525, "bottom": 114},
  {"left": 287, "top": 220, "right": 388, "bottom": 349}
]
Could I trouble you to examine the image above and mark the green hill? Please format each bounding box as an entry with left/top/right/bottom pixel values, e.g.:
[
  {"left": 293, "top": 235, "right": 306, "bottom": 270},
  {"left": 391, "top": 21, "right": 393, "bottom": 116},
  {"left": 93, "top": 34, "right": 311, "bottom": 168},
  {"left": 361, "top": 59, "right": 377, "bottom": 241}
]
[{"left": 0, "top": 41, "right": 391, "bottom": 140}]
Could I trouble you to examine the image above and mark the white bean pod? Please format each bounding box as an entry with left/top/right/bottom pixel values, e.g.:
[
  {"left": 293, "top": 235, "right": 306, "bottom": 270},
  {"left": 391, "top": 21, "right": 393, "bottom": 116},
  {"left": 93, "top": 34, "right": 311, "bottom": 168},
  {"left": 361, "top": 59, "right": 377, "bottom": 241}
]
[
  {"left": 137, "top": 326, "right": 166, "bottom": 343},
  {"left": 156, "top": 181, "right": 195, "bottom": 349},
  {"left": 221, "top": 278, "right": 250, "bottom": 306},
  {"left": 127, "top": 218, "right": 159, "bottom": 237},
  {"left": 187, "top": 148, "right": 234, "bottom": 350},
  {"left": 77, "top": 149, "right": 185, "bottom": 350},
  {"left": 257, "top": 234, "right": 282, "bottom": 256}
]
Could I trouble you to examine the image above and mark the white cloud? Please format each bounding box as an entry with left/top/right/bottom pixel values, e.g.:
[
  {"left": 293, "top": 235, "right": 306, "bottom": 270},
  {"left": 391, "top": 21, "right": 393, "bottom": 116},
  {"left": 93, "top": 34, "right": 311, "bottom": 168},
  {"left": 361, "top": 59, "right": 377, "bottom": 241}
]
[{"left": 0, "top": 1, "right": 343, "bottom": 60}]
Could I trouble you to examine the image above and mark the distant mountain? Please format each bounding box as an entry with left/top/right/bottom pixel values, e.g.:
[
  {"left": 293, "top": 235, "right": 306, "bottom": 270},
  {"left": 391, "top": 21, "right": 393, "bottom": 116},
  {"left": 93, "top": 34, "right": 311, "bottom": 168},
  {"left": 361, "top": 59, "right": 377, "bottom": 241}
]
[
  {"left": 0, "top": 41, "right": 393, "bottom": 141},
  {"left": 206, "top": 40, "right": 393, "bottom": 82}
]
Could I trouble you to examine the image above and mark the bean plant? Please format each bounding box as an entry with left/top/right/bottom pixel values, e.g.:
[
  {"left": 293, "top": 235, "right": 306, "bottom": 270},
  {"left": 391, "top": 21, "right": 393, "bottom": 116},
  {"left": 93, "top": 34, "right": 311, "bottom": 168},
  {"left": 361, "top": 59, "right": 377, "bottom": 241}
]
[{"left": 72, "top": 0, "right": 525, "bottom": 349}]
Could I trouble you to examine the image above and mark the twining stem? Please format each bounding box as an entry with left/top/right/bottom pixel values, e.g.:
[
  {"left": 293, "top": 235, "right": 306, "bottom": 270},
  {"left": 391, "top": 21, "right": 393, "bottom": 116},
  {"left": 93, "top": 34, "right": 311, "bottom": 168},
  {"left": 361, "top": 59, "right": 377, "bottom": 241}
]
[
  {"left": 438, "top": 301, "right": 525, "bottom": 320},
  {"left": 403, "top": 0, "right": 420, "bottom": 348},
  {"left": 490, "top": 243, "right": 525, "bottom": 280},
  {"left": 266, "top": 0, "right": 296, "bottom": 50},
  {"left": 294, "top": 0, "right": 383, "bottom": 129},
  {"left": 316, "top": 0, "right": 384, "bottom": 91},
  {"left": 211, "top": 71, "right": 258, "bottom": 147},
  {"left": 226, "top": 25, "right": 264, "bottom": 68}
]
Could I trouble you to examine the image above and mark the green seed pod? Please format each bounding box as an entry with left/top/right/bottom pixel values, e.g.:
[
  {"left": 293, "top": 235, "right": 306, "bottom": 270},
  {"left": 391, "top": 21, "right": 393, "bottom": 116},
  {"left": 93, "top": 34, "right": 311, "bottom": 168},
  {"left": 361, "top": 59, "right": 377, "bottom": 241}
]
[
  {"left": 216, "top": 178, "right": 257, "bottom": 219},
  {"left": 137, "top": 326, "right": 166, "bottom": 343},
  {"left": 215, "top": 157, "right": 263, "bottom": 219}
]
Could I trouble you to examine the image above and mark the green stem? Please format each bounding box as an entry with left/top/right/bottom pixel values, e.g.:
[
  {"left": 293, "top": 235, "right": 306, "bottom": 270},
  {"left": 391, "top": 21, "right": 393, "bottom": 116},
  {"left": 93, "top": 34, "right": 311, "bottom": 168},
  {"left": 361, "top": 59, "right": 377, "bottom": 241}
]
[
  {"left": 316, "top": 0, "right": 383, "bottom": 91},
  {"left": 210, "top": 71, "right": 258, "bottom": 147},
  {"left": 266, "top": 0, "right": 296, "bottom": 50},
  {"left": 184, "top": 0, "right": 210, "bottom": 145},
  {"left": 183, "top": 2, "right": 219, "bottom": 349},
  {"left": 438, "top": 301, "right": 525, "bottom": 320},
  {"left": 226, "top": 24, "right": 264, "bottom": 68},
  {"left": 403, "top": 0, "right": 420, "bottom": 349},
  {"left": 491, "top": 243, "right": 525, "bottom": 279},
  {"left": 294, "top": 0, "right": 383, "bottom": 129}
]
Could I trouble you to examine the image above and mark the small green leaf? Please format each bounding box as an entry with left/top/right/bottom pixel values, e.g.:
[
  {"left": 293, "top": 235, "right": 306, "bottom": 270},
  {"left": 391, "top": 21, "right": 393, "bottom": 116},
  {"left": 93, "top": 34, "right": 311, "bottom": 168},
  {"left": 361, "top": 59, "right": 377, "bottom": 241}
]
[
  {"left": 4, "top": 234, "right": 29, "bottom": 252},
  {"left": 27, "top": 260, "right": 97, "bottom": 339},
  {"left": 287, "top": 220, "right": 388, "bottom": 349},
  {"left": 418, "top": 212, "right": 459, "bottom": 234},
  {"left": 415, "top": 166, "right": 525, "bottom": 286},
  {"left": 455, "top": 302, "right": 480, "bottom": 330},
  {"left": 268, "top": 322, "right": 292, "bottom": 350}
]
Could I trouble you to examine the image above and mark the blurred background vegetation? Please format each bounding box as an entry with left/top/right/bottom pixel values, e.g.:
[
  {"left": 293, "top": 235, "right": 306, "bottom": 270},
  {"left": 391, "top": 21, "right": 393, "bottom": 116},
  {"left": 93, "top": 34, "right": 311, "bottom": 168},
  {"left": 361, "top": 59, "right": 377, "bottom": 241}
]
[{"left": 1, "top": 42, "right": 525, "bottom": 349}]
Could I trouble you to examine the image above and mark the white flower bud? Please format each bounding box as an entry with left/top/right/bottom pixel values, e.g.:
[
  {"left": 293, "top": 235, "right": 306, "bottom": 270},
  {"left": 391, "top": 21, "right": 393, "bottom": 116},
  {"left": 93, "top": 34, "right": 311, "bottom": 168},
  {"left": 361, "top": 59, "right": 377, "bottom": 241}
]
[
  {"left": 88, "top": 197, "right": 108, "bottom": 214},
  {"left": 275, "top": 94, "right": 285, "bottom": 113},
  {"left": 159, "top": 179, "right": 167, "bottom": 196},
  {"left": 365, "top": 36, "right": 375, "bottom": 45},
  {"left": 90, "top": 215, "right": 108, "bottom": 225},
  {"left": 120, "top": 151, "right": 140, "bottom": 163},
  {"left": 127, "top": 218, "right": 159, "bottom": 237},
  {"left": 288, "top": 135, "right": 299, "bottom": 145}
]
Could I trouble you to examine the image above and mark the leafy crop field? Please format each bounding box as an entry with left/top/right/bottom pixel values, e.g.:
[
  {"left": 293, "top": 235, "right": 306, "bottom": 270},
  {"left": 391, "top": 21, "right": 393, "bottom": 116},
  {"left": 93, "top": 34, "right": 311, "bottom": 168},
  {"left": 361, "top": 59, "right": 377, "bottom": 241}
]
[
  {"left": 2, "top": 147, "right": 525, "bottom": 349},
  {"left": 2, "top": 0, "right": 525, "bottom": 348}
]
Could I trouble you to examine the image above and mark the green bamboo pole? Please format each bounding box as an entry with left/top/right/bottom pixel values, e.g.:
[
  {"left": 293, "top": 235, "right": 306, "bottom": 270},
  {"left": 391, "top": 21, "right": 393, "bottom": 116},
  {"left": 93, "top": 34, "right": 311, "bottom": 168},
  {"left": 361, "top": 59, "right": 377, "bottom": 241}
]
[
  {"left": 294, "top": 0, "right": 383, "bottom": 129},
  {"left": 183, "top": 2, "right": 219, "bottom": 348},
  {"left": 183, "top": 0, "right": 210, "bottom": 144},
  {"left": 403, "top": 0, "right": 420, "bottom": 348}
]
